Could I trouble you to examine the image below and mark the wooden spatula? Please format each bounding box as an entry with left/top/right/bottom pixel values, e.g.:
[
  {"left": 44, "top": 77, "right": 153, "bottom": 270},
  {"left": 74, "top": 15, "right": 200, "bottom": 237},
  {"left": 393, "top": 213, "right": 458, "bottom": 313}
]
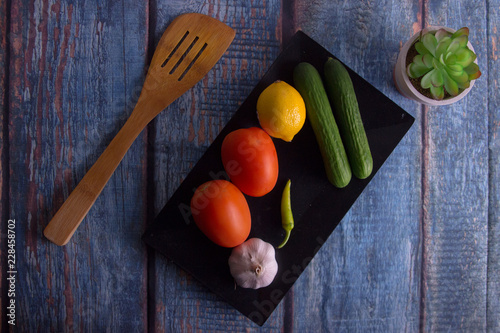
[{"left": 44, "top": 13, "right": 235, "bottom": 246}]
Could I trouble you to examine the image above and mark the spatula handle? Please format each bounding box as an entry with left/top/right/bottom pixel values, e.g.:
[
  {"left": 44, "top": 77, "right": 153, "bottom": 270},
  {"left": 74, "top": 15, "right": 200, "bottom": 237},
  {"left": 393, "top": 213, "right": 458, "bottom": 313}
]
[{"left": 43, "top": 110, "right": 149, "bottom": 246}]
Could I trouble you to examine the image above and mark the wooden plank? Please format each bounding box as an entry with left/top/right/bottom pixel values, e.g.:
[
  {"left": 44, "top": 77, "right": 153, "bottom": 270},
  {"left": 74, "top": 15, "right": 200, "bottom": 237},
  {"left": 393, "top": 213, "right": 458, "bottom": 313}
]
[
  {"left": 1, "top": 0, "right": 9, "bottom": 330},
  {"left": 487, "top": 3, "right": 500, "bottom": 331},
  {"left": 9, "top": 0, "right": 148, "bottom": 330},
  {"left": 149, "top": 1, "right": 285, "bottom": 330},
  {"left": 422, "top": 2, "right": 489, "bottom": 331},
  {"left": 291, "top": 0, "right": 423, "bottom": 331}
]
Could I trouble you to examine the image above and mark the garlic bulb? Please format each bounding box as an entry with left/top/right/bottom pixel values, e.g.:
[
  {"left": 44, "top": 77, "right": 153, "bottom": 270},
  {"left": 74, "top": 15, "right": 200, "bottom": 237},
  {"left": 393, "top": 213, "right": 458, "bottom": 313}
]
[{"left": 228, "top": 238, "right": 278, "bottom": 289}]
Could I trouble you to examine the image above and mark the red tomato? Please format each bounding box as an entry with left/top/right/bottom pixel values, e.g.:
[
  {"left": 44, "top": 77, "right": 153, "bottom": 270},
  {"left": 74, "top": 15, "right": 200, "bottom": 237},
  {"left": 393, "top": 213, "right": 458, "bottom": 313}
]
[
  {"left": 190, "top": 180, "right": 251, "bottom": 248},
  {"left": 221, "top": 127, "right": 279, "bottom": 197}
]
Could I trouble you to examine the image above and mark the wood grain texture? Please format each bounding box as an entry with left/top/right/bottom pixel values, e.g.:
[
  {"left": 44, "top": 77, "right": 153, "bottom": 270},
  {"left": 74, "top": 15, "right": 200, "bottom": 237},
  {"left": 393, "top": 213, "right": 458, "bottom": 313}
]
[
  {"left": 3, "top": 0, "right": 499, "bottom": 331},
  {"left": 42, "top": 12, "right": 235, "bottom": 246},
  {"left": 422, "top": 1, "right": 490, "bottom": 331},
  {"left": 487, "top": 2, "right": 500, "bottom": 331},
  {"left": 1, "top": 0, "right": 9, "bottom": 330},
  {"left": 149, "top": 0, "right": 284, "bottom": 331},
  {"left": 9, "top": 0, "right": 148, "bottom": 330},
  {"left": 292, "top": 0, "right": 423, "bottom": 332}
]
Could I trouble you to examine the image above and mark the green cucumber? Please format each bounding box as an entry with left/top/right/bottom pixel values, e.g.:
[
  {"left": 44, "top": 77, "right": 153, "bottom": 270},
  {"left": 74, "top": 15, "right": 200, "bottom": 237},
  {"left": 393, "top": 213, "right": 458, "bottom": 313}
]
[
  {"left": 293, "top": 62, "right": 352, "bottom": 188},
  {"left": 324, "top": 58, "right": 373, "bottom": 179}
]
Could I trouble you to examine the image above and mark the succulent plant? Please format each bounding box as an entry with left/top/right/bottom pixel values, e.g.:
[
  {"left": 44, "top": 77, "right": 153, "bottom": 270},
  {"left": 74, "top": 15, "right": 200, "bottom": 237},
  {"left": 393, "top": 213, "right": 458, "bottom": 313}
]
[{"left": 407, "top": 27, "right": 481, "bottom": 100}]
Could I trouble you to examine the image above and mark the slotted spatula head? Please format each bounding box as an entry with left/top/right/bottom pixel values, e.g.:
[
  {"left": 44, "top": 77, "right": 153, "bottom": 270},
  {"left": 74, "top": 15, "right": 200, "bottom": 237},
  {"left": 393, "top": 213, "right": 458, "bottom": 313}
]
[{"left": 138, "top": 13, "right": 235, "bottom": 118}]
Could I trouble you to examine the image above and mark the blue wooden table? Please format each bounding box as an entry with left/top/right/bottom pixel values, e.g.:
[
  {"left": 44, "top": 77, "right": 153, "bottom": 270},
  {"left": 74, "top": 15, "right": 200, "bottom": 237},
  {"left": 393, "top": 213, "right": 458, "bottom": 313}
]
[{"left": 1, "top": 0, "right": 499, "bottom": 331}]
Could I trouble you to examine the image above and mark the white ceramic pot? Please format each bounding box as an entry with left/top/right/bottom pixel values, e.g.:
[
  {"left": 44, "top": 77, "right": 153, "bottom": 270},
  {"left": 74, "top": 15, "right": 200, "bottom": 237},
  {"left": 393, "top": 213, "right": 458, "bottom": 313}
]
[{"left": 394, "top": 26, "right": 477, "bottom": 106}]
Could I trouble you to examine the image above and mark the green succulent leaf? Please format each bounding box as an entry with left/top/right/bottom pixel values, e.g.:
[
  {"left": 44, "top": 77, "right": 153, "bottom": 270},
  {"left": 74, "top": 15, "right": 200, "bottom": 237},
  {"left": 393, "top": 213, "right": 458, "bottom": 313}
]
[
  {"left": 415, "top": 41, "right": 431, "bottom": 55},
  {"left": 435, "top": 37, "right": 452, "bottom": 58},
  {"left": 413, "top": 55, "right": 424, "bottom": 66},
  {"left": 446, "top": 67, "right": 469, "bottom": 83},
  {"left": 421, "top": 69, "right": 435, "bottom": 89},
  {"left": 407, "top": 63, "right": 432, "bottom": 78},
  {"left": 422, "top": 53, "right": 434, "bottom": 68},
  {"left": 435, "top": 29, "right": 451, "bottom": 42},
  {"left": 440, "top": 54, "right": 460, "bottom": 72},
  {"left": 457, "top": 80, "right": 471, "bottom": 90},
  {"left": 456, "top": 35, "right": 469, "bottom": 48},
  {"left": 443, "top": 71, "right": 459, "bottom": 96},
  {"left": 451, "top": 27, "right": 469, "bottom": 39},
  {"left": 431, "top": 69, "right": 444, "bottom": 87},
  {"left": 445, "top": 52, "right": 457, "bottom": 65},
  {"left": 430, "top": 85, "right": 445, "bottom": 100},
  {"left": 464, "top": 62, "right": 480, "bottom": 75},
  {"left": 439, "top": 53, "right": 447, "bottom": 66},
  {"left": 433, "top": 57, "right": 444, "bottom": 70},
  {"left": 422, "top": 33, "right": 438, "bottom": 56},
  {"left": 447, "top": 36, "right": 467, "bottom": 54},
  {"left": 468, "top": 69, "right": 482, "bottom": 80},
  {"left": 448, "top": 64, "right": 464, "bottom": 73},
  {"left": 455, "top": 48, "right": 475, "bottom": 68}
]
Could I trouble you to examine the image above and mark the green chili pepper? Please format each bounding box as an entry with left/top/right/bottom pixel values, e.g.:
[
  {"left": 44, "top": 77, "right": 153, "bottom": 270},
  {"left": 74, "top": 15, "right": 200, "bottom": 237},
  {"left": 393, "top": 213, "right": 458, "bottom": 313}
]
[{"left": 277, "top": 179, "right": 294, "bottom": 249}]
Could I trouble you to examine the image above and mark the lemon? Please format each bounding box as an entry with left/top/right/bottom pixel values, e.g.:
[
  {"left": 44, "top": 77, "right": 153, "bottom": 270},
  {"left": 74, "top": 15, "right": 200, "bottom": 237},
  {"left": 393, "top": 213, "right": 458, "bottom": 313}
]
[{"left": 256, "top": 81, "right": 306, "bottom": 142}]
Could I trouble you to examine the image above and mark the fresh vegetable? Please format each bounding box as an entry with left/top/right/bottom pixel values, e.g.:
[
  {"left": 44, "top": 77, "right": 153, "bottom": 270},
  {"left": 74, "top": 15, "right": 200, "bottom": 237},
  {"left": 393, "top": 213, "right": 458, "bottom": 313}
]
[
  {"left": 277, "top": 179, "right": 294, "bottom": 249},
  {"left": 256, "top": 80, "right": 306, "bottom": 142},
  {"left": 293, "top": 62, "right": 352, "bottom": 188},
  {"left": 324, "top": 58, "right": 373, "bottom": 179},
  {"left": 221, "top": 127, "right": 279, "bottom": 197},
  {"left": 228, "top": 238, "right": 278, "bottom": 289},
  {"left": 190, "top": 180, "right": 251, "bottom": 248}
]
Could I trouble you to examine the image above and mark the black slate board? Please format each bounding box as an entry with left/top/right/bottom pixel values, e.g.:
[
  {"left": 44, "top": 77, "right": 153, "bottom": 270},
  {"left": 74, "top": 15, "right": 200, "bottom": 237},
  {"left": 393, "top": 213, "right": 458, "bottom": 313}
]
[{"left": 143, "top": 31, "right": 414, "bottom": 326}]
